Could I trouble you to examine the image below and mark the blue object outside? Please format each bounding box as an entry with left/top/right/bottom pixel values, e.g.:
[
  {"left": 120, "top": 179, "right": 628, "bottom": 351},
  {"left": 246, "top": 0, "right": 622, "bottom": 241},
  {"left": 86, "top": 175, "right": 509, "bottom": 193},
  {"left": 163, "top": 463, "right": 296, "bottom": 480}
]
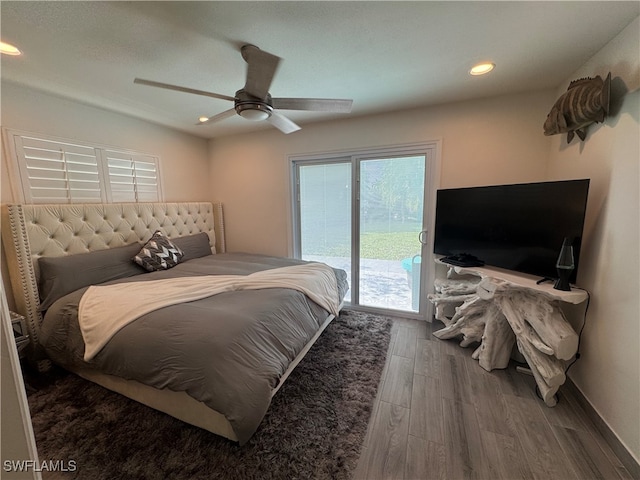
[
  {"left": 401, "top": 255, "right": 421, "bottom": 310},
  {"left": 401, "top": 255, "right": 421, "bottom": 272}
]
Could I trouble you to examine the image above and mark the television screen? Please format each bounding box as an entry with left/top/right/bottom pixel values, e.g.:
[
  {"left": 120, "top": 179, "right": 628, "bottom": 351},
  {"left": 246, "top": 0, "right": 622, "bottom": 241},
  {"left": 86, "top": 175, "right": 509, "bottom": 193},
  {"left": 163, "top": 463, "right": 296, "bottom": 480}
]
[{"left": 433, "top": 179, "right": 590, "bottom": 282}]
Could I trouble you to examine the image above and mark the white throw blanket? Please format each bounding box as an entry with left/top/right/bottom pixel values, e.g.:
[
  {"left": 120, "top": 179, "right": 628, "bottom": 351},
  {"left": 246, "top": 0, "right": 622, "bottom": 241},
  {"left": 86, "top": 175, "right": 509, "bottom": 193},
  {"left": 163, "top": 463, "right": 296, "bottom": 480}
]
[{"left": 79, "top": 263, "right": 340, "bottom": 361}]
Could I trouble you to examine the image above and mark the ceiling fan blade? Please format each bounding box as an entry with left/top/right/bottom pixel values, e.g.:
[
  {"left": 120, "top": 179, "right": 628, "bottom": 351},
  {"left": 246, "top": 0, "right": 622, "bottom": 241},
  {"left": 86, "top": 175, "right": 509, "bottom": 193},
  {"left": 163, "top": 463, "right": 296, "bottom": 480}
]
[
  {"left": 134, "top": 78, "right": 235, "bottom": 102},
  {"left": 196, "top": 108, "right": 236, "bottom": 125},
  {"left": 267, "top": 111, "right": 301, "bottom": 134},
  {"left": 272, "top": 98, "right": 353, "bottom": 113},
  {"left": 241, "top": 45, "right": 281, "bottom": 100}
]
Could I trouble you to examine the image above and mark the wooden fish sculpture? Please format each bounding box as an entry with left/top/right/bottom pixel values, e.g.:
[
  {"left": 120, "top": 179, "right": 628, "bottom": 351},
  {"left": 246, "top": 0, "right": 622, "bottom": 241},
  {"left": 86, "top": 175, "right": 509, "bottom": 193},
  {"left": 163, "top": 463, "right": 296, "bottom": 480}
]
[{"left": 543, "top": 72, "right": 611, "bottom": 143}]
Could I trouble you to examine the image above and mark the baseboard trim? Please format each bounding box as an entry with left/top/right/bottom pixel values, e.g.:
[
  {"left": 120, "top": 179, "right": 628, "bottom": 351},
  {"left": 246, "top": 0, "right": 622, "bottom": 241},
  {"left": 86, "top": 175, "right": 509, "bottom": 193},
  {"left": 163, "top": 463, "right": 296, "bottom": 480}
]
[{"left": 564, "top": 378, "right": 639, "bottom": 478}]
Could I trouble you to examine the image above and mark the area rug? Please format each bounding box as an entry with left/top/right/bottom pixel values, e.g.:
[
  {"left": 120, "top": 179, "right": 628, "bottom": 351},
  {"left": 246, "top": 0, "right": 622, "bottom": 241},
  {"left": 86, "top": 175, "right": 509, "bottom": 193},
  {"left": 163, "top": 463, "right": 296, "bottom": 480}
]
[{"left": 27, "top": 309, "right": 392, "bottom": 480}]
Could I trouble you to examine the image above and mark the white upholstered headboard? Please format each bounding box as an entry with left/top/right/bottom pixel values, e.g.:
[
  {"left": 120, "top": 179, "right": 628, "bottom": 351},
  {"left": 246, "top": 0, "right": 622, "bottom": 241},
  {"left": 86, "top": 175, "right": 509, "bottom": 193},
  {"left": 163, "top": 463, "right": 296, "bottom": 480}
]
[{"left": 2, "top": 202, "right": 225, "bottom": 355}]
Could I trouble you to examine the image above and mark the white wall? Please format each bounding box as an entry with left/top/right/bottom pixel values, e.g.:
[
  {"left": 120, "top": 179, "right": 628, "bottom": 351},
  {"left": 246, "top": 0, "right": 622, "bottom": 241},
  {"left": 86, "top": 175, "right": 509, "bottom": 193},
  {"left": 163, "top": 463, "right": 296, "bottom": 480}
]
[
  {"left": 208, "top": 89, "right": 554, "bottom": 256},
  {"left": 546, "top": 16, "right": 640, "bottom": 463}
]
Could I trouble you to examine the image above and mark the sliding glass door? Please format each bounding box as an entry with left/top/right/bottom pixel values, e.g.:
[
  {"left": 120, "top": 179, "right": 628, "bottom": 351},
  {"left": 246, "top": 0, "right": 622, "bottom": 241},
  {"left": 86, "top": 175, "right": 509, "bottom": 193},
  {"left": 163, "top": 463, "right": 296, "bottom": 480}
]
[
  {"left": 359, "top": 155, "right": 425, "bottom": 311},
  {"left": 293, "top": 144, "right": 437, "bottom": 316}
]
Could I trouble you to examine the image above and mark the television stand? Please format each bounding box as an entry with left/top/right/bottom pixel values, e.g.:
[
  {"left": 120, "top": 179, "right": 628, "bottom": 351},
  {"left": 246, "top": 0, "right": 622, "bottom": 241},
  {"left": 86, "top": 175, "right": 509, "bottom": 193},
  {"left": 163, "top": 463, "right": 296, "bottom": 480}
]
[{"left": 428, "top": 260, "right": 588, "bottom": 407}]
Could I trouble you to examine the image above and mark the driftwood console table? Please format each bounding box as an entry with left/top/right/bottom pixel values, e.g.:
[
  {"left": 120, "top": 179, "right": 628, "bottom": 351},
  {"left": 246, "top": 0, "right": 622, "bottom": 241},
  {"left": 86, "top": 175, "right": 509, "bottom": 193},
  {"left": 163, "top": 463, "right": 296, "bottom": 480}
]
[{"left": 428, "top": 260, "right": 588, "bottom": 406}]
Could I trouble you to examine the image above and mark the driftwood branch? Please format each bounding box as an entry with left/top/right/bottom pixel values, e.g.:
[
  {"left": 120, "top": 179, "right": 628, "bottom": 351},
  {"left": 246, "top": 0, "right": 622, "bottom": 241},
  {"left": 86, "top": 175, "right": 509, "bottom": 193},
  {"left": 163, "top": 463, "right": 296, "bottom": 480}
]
[
  {"left": 432, "top": 296, "right": 488, "bottom": 345},
  {"left": 477, "top": 303, "right": 515, "bottom": 371}
]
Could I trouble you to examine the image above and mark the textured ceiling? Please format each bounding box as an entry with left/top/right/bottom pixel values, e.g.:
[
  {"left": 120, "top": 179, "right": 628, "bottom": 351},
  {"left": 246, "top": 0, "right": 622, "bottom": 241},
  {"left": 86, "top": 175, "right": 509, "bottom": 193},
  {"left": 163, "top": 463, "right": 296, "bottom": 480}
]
[{"left": 1, "top": 1, "right": 638, "bottom": 138}]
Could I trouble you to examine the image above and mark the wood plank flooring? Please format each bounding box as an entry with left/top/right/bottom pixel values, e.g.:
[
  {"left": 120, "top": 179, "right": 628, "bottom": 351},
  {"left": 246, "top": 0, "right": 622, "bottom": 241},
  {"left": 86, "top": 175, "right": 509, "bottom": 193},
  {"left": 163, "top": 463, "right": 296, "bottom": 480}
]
[{"left": 353, "top": 316, "right": 634, "bottom": 480}]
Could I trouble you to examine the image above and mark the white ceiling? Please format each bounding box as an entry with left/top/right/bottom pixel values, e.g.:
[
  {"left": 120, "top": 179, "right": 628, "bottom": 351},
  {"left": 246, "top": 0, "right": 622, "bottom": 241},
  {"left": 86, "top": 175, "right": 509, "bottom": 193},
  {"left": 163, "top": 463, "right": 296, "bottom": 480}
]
[{"left": 1, "top": 1, "right": 638, "bottom": 138}]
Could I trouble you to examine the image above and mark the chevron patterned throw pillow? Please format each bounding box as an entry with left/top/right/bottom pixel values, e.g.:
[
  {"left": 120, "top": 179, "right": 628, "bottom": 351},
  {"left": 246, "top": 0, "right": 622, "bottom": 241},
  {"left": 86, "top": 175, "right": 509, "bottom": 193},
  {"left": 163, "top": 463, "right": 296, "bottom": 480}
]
[{"left": 133, "top": 230, "right": 185, "bottom": 272}]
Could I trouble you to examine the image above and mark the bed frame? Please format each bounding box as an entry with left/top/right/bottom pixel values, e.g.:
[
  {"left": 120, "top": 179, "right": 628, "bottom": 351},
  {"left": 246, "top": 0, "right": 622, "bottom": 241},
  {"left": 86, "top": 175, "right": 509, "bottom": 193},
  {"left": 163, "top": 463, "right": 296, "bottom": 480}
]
[{"left": 2, "top": 201, "right": 336, "bottom": 442}]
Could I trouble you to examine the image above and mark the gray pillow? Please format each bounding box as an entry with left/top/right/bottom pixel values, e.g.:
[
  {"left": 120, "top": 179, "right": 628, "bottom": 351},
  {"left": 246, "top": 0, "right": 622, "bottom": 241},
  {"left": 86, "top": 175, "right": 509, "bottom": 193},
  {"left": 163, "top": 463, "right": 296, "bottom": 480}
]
[
  {"left": 170, "top": 232, "right": 213, "bottom": 262},
  {"left": 38, "top": 242, "right": 146, "bottom": 311}
]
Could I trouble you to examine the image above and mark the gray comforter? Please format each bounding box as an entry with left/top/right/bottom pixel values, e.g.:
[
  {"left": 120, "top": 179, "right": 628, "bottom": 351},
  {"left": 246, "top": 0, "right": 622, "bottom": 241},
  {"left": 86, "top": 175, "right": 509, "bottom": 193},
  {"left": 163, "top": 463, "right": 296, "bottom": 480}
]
[{"left": 40, "top": 253, "right": 348, "bottom": 444}]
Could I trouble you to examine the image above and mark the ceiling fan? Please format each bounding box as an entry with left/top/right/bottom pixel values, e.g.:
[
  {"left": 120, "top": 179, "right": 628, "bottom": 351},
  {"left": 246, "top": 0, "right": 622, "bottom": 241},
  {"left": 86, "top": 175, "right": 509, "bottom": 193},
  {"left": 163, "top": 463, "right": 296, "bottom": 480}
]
[{"left": 134, "top": 44, "right": 353, "bottom": 134}]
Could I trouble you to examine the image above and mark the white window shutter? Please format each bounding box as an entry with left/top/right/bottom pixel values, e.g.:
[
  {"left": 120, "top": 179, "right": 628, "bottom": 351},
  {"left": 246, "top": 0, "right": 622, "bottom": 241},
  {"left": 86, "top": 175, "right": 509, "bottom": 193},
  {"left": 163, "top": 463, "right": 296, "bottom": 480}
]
[
  {"left": 6, "top": 129, "right": 162, "bottom": 204},
  {"left": 103, "top": 150, "right": 161, "bottom": 203},
  {"left": 13, "top": 135, "right": 103, "bottom": 203}
]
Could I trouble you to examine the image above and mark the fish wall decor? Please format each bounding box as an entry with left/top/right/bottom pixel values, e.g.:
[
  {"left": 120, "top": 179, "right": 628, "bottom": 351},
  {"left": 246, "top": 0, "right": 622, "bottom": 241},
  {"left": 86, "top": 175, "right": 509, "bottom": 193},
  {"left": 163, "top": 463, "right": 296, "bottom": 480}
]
[{"left": 543, "top": 72, "right": 611, "bottom": 143}]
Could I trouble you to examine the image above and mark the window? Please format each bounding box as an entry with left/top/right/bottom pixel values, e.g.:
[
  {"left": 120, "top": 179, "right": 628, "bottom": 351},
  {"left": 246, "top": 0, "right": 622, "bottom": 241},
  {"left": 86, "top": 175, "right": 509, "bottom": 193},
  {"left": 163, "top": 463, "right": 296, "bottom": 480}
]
[{"left": 4, "top": 129, "right": 162, "bottom": 204}]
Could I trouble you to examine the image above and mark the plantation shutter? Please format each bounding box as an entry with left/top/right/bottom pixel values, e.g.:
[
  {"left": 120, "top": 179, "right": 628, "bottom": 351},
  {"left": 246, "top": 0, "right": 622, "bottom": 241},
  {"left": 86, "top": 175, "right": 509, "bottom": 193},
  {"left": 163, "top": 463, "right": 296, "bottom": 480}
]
[
  {"left": 13, "top": 135, "right": 103, "bottom": 203},
  {"left": 104, "top": 150, "right": 161, "bottom": 202},
  {"left": 6, "top": 129, "right": 162, "bottom": 204}
]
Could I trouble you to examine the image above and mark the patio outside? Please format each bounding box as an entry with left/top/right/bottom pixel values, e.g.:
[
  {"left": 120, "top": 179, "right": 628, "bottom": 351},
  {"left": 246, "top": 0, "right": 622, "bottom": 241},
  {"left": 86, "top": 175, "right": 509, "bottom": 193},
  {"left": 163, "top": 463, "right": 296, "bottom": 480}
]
[{"left": 305, "top": 255, "right": 421, "bottom": 312}]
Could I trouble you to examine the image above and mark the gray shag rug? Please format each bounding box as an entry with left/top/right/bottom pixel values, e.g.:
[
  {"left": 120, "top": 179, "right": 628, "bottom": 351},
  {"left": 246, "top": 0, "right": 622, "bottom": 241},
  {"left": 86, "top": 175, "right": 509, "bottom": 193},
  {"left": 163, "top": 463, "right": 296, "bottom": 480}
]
[{"left": 27, "top": 309, "right": 392, "bottom": 480}]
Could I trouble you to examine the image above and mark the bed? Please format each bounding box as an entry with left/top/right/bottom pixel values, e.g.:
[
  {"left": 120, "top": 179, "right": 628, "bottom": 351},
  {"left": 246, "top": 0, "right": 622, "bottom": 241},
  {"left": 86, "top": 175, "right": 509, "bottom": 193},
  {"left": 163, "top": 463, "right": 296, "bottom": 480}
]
[{"left": 2, "top": 202, "right": 348, "bottom": 444}]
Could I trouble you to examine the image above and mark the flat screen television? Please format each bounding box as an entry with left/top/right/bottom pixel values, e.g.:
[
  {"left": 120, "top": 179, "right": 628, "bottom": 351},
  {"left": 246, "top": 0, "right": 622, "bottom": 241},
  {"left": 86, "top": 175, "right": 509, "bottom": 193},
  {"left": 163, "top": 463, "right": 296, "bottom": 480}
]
[{"left": 433, "top": 179, "right": 590, "bottom": 283}]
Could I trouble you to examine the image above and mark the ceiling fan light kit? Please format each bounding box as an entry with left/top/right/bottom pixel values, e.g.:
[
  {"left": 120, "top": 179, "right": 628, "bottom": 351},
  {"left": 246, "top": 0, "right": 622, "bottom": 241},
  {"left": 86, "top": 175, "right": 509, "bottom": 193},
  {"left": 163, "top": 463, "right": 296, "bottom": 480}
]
[
  {"left": 134, "top": 44, "right": 353, "bottom": 134},
  {"left": 234, "top": 89, "right": 273, "bottom": 121}
]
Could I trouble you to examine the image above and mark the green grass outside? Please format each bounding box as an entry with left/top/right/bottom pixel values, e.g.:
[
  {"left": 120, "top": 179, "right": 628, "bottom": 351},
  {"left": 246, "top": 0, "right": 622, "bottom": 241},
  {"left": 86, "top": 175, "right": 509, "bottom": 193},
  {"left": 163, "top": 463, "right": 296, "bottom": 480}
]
[
  {"left": 361, "top": 231, "right": 421, "bottom": 260},
  {"left": 307, "top": 231, "right": 420, "bottom": 261}
]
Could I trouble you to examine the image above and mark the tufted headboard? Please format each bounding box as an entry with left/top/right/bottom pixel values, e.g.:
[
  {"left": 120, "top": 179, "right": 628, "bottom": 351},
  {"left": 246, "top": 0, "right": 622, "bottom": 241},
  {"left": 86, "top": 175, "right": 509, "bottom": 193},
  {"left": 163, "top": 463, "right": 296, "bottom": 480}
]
[{"left": 2, "top": 202, "right": 225, "bottom": 355}]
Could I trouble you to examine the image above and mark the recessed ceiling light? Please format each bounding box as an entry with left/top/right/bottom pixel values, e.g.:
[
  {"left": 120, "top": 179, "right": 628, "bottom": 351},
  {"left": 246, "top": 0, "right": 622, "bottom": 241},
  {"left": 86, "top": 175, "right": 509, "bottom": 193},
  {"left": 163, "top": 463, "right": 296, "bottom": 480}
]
[
  {"left": 198, "top": 116, "right": 209, "bottom": 123},
  {"left": 470, "top": 62, "right": 495, "bottom": 76},
  {"left": 0, "top": 41, "right": 22, "bottom": 56}
]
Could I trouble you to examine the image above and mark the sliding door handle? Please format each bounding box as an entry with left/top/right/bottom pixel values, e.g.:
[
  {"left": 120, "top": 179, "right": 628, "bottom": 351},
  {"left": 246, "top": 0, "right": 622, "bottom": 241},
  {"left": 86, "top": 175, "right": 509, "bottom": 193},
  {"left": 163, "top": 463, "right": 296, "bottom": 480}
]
[{"left": 418, "top": 230, "right": 428, "bottom": 245}]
